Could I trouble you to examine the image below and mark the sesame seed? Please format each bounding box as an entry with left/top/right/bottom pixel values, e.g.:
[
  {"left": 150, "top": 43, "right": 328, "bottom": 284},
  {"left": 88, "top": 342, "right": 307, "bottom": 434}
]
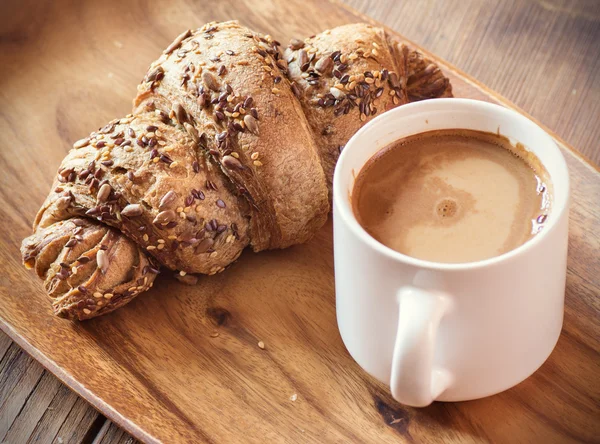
[
  {"left": 143, "top": 234, "right": 149, "bottom": 242},
  {"left": 290, "top": 394, "right": 298, "bottom": 402},
  {"left": 250, "top": 152, "right": 259, "bottom": 160},
  {"left": 83, "top": 309, "right": 91, "bottom": 315},
  {"left": 104, "top": 293, "right": 113, "bottom": 299},
  {"left": 258, "top": 341, "right": 265, "bottom": 349},
  {"left": 93, "top": 292, "right": 103, "bottom": 298},
  {"left": 253, "top": 160, "right": 263, "bottom": 166},
  {"left": 147, "top": 245, "right": 156, "bottom": 250},
  {"left": 210, "top": 332, "right": 220, "bottom": 338}
]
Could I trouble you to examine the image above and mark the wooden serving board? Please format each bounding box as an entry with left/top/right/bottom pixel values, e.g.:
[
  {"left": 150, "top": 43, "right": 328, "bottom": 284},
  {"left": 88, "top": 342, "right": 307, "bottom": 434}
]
[{"left": 1, "top": 0, "right": 599, "bottom": 442}]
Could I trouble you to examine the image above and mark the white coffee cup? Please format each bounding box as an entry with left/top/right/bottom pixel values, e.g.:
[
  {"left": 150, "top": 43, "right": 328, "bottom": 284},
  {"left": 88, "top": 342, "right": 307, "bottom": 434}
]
[{"left": 333, "top": 98, "right": 569, "bottom": 407}]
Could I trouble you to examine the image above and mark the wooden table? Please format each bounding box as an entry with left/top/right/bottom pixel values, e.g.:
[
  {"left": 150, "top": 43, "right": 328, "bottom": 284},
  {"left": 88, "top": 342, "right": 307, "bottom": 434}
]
[{"left": 1, "top": 0, "right": 598, "bottom": 442}]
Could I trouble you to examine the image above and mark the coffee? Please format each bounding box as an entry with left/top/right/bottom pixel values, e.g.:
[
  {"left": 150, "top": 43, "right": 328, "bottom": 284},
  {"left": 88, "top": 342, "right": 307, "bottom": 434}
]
[{"left": 352, "top": 129, "right": 551, "bottom": 263}]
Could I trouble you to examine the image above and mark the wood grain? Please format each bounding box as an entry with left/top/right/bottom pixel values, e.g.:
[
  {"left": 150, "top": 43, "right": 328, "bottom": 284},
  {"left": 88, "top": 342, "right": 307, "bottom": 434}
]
[
  {"left": 0, "top": 332, "right": 104, "bottom": 443},
  {"left": 93, "top": 420, "right": 139, "bottom": 444},
  {"left": 344, "top": 0, "right": 600, "bottom": 167},
  {"left": 0, "top": 0, "right": 599, "bottom": 443}
]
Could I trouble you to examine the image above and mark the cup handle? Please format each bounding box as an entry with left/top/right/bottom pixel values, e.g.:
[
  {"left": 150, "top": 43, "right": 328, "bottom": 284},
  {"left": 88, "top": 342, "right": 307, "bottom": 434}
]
[{"left": 390, "top": 286, "right": 454, "bottom": 407}]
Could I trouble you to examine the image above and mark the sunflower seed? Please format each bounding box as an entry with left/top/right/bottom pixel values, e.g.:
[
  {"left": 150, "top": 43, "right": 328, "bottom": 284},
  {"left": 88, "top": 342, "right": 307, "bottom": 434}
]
[
  {"left": 290, "top": 38, "right": 304, "bottom": 50},
  {"left": 276, "top": 58, "right": 288, "bottom": 71},
  {"left": 291, "top": 82, "right": 301, "bottom": 98},
  {"left": 154, "top": 210, "right": 176, "bottom": 225},
  {"left": 73, "top": 138, "right": 90, "bottom": 149},
  {"left": 202, "top": 71, "right": 220, "bottom": 91},
  {"left": 121, "top": 204, "right": 143, "bottom": 217},
  {"left": 184, "top": 123, "right": 199, "bottom": 144},
  {"left": 97, "top": 183, "right": 111, "bottom": 203},
  {"left": 146, "top": 66, "right": 165, "bottom": 82},
  {"left": 100, "top": 123, "right": 115, "bottom": 134},
  {"left": 298, "top": 50, "right": 308, "bottom": 71},
  {"left": 330, "top": 87, "right": 345, "bottom": 99},
  {"left": 195, "top": 238, "right": 214, "bottom": 254},
  {"left": 388, "top": 72, "right": 400, "bottom": 88},
  {"left": 164, "top": 29, "right": 191, "bottom": 55},
  {"left": 159, "top": 191, "right": 178, "bottom": 210},
  {"left": 244, "top": 115, "right": 259, "bottom": 135},
  {"left": 315, "top": 56, "right": 333, "bottom": 74},
  {"left": 173, "top": 103, "right": 188, "bottom": 124},
  {"left": 222, "top": 155, "right": 243, "bottom": 170},
  {"left": 96, "top": 250, "right": 109, "bottom": 274}
]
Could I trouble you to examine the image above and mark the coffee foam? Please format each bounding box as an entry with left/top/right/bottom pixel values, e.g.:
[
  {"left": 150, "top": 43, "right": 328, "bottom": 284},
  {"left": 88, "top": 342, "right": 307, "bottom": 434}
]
[{"left": 352, "top": 129, "right": 551, "bottom": 263}]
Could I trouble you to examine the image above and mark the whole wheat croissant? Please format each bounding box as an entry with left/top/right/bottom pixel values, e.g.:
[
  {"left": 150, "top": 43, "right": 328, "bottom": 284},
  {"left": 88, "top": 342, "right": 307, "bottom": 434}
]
[{"left": 21, "top": 21, "right": 451, "bottom": 320}]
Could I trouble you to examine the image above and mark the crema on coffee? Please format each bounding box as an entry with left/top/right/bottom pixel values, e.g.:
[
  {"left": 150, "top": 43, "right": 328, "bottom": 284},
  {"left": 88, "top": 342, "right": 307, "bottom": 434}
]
[{"left": 352, "top": 129, "right": 551, "bottom": 263}]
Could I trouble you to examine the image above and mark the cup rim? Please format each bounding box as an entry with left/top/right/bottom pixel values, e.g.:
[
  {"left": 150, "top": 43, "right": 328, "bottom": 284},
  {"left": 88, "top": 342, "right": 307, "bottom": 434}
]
[{"left": 333, "top": 98, "right": 570, "bottom": 271}]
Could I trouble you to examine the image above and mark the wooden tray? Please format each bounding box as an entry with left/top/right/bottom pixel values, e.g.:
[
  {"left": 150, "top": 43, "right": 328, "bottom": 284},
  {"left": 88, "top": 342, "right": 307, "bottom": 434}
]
[{"left": 1, "top": 0, "right": 598, "bottom": 442}]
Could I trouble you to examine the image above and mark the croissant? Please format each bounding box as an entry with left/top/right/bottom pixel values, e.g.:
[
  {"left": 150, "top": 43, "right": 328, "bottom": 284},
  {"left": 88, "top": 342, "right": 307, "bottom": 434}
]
[{"left": 21, "top": 21, "right": 452, "bottom": 320}]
